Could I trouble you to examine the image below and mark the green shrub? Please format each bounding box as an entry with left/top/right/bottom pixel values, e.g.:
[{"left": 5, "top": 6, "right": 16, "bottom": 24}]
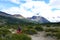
[
  {"left": 10, "top": 34, "right": 31, "bottom": 40},
  {"left": 0, "top": 38, "right": 3, "bottom": 40},
  {"left": 34, "top": 26, "right": 43, "bottom": 31},
  {"left": 0, "top": 34, "right": 31, "bottom": 40},
  {"left": 45, "top": 28, "right": 60, "bottom": 39},
  {"left": 0, "top": 28, "right": 11, "bottom": 38},
  {"left": 45, "top": 32, "right": 57, "bottom": 37},
  {"left": 22, "top": 29, "right": 37, "bottom": 35},
  {"left": 45, "top": 28, "right": 52, "bottom": 32},
  {"left": 45, "top": 28, "right": 59, "bottom": 32},
  {"left": 55, "top": 32, "right": 60, "bottom": 39},
  {"left": 46, "top": 25, "right": 50, "bottom": 27},
  {"left": 27, "top": 26, "right": 33, "bottom": 29},
  {"left": 45, "top": 32, "right": 53, "bottom": 37}
]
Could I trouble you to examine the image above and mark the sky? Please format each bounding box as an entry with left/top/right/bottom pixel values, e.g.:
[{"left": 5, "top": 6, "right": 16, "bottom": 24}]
[{"left": 0, "top": 0, "right": 60, "bottom": 22}]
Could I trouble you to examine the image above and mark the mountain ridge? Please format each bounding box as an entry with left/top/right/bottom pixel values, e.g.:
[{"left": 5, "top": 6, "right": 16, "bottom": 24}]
[{"left": 27, "top": 15, "right": 50, "bottom": 23}]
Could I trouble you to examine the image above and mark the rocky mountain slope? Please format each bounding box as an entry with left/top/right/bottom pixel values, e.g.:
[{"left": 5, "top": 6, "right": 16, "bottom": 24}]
[{"left": 27, "top": 16, "right": 50, "bottom": 23}]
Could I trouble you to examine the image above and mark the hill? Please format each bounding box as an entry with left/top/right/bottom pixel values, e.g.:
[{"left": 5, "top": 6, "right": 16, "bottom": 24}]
[
  {"left": 27, "top": 16, "right": 50, "bottom": 23},
  {"left": 0, "top": 11, "right": 37, "bottom": 29}
]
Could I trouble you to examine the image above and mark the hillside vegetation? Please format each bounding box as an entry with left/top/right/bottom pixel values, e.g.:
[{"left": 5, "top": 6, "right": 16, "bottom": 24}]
[{"left": 0, "top": 12, "right": 60, "bottom": 40}]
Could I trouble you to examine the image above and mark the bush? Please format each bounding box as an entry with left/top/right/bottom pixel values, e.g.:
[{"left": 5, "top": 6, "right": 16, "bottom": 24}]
[
  {"left": 46, "top": 25, "right": 50, "bottom": 27},
  {"left": 10, "top": 34, "right": 31, "bottom": 40},
  {"left": 27, "top": 26, "right": 33, "bottom": 29},
  {"left": 0, "top": 28, "right": 11, "bottom": 38},
  {"left": 22, "top": 29, "right": 37, "bottom": 35},
  {"left": 45, "top": 28, "right": 59, "bottom": 32},
  {"left": 0, "top": 38, "right": 3, "bottom": 40},
  {"left": 46, "top": 32, "right": 57, "bottom": 37},
  {"left": 45, "top": 32, "right": 53, "bottom": 37},
  {"left": 55, "top": 32, "right": 60, "bottom": 39},
  {"left": 45, "top": 28, "right": 60, "bottom": 39},
  {"left": 0, "top": 34, "right": 31, "bottom": 40},
  {"left": 34, "top": 26, "right": 43, "bottom": 31}
]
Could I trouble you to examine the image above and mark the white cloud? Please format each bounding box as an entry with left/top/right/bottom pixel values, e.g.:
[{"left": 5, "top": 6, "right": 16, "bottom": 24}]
[
  {"left": 2, "top": 1, "right": 53, "bottom": 20},
  {"left": 21, "top": 1, "right": 53, "bottom": 17},
  {"left": 49, "top": 0, "right": 56, "bottom": 4},
  {"left": 3, "top": 7, "right": 34, "bottom": 17},
  {"left": 3, "top": 7, "right": 20, "bottom": 14},
  {"left": 2, "top": 0, "right": 60, "bottom": 22},
  {"left": 9, "top": 0, "right": 20, "bottom": 4},
  {"left": 25, "top": 0, "right": 32, "bottom": 2},
  {"left": 53, "top": 10, "right": 60, "bottom": 16},
  {"left": 21, "top": 0, "right": 60, "bottom": 22},
  {"left": 50, "top": 0, "right": 60, "bottom": 8},
  {"left": 9, "top": 0, "right": 32, "bottom": 4}
]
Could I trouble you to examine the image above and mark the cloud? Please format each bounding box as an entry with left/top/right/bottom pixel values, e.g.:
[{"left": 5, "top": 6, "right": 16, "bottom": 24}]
[
  {"left": 3, "top": 7, "right": 34, "bottom": 17},
  {"left": 2, "top": 7, "right": 20, "bottom": 14},
  {"left": 50, "top": 0, "right": 60, "bottom": 8},
  {"left": 2, "top": 0, "right": 60, "bottom": 22},
  {"left": 8, "top": 0, "right": 32, "bottom": 4},
  {"left": 21, "top": 1, "right": 53, "bottom": 17},
  {"left": 3, "top": 1, "right": 53, "bottom": 17},
  {"left": 49, "top": 0, "right": 56, "bottom": 4},
  {"left": 9, "top": 0, "right": 20, "bottom": 4}
]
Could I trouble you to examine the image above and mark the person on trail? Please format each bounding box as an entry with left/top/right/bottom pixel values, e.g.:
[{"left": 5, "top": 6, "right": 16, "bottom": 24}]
[{"left": 17, "top": 25, "right": 22, "bottom": 33}]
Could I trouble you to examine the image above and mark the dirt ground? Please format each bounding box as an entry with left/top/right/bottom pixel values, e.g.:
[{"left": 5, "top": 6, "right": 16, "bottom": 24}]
[{"left": 31, "top": 32, "right": 56, "bottom": 40}]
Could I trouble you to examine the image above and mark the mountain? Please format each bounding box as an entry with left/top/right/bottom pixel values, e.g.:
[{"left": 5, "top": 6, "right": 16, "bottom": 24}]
[
  {"left": 1, "top": 11, "right": 60, "bottom": 26},
  {"left": 27, "top": 16, "right": 50, "bottom": 23},
  {"left": 0, "top": 11, "right": 50, "bottom": 25},
  {"left": 0, "top": 11, "right": 24, "bottom": 19},
  {"left": 0, "top": 11, "right": 36, "bottom": 26},
  {"left": 0, "top": 11, "right": 12, "bottom": 17},
  {"left": 13, "top": 14, "right": 24, "bottom": 19}
]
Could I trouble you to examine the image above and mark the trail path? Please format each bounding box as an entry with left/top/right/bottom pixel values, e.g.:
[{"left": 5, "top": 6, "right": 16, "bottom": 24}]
[{"left": 31, "top": 32, "right": 56, "bottom": 40}]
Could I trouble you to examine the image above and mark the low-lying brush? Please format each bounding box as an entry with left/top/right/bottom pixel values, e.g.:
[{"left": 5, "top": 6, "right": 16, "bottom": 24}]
[
  {"left": 22, "top": 29, "right": 37, "bottom": 35},
  {"left": 34, "top": 26, "right": 43, "bottom": 31}
]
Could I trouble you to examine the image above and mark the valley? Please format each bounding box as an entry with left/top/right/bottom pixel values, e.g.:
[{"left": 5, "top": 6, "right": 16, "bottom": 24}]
[{"left": 0, "top": 11, "right": 60, "bottom": 40}]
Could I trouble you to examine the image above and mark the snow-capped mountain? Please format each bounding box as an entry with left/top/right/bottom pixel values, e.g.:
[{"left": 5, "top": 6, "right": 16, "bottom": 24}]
[
  {"left": 27, "top": 16, "right": 50, "bottom": 23},
  {"left": 1, "top": 11, "right": 60, "bottom": 23}
]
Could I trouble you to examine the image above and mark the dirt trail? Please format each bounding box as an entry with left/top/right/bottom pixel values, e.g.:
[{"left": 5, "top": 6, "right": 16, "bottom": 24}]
[{"left": 31, "top": 32, "right": 56, "bottom": 40}]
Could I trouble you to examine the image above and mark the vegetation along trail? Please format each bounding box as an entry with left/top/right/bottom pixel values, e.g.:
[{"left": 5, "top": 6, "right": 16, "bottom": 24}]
[{"left": 31, "top": 32, "right": 56, "bottom": 40}]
